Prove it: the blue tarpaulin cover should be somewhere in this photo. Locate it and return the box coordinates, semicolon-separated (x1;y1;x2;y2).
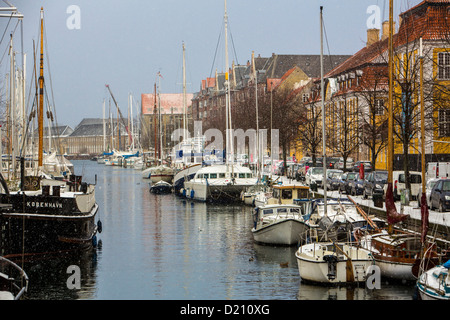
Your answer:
443;260;450;269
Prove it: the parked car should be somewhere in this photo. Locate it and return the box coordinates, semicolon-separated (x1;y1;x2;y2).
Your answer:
335;158;354;171
349;175;366;196
299;161;323;180
417;178;440;208
430;178;450;212
363;170;388;199
305;167;324;187
326;157;340;169
352;161;373;173
326;169;343;190
287;163;300;180
338;172;358;194
396;171;422;201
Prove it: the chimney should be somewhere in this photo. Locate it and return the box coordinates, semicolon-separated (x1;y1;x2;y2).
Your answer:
381;20;396;41
367;28;379;47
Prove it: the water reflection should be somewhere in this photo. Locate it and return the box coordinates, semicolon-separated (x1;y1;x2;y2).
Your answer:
12;160;417;300
20;247;99;300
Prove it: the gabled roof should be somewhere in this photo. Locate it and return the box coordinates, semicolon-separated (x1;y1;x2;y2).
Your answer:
70;118;127;137
325;38;388;78
265;54;351;79
34;125;73;137
396;0;450;46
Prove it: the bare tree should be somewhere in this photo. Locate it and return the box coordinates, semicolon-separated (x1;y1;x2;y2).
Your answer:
357;65;389;169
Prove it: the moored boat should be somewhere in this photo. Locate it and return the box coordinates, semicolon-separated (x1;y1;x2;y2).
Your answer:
183;164;257;202
0;8;100;255
417;260;450;300
173;163;201;195
0;173;100;254
150;180;172;194
251;204;309;245
0;256;28;300
295;241;373;285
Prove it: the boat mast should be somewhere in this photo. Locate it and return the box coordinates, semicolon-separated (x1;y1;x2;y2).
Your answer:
102;99;106;152
154;82;157;162
388;0;394;194
320;6;327;216
38;7;44;167
158;76;163;163
252;51;260;181
182;41;187;136
419;37;428;246
224;0;232;168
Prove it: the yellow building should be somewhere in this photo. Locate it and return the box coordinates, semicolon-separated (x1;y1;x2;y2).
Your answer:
302;0;450;171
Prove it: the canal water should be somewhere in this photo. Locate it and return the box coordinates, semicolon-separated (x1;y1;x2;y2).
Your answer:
21;160;416;301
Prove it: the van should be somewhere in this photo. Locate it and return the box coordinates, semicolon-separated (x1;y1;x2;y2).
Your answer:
383;171;422;201
426;162;450;181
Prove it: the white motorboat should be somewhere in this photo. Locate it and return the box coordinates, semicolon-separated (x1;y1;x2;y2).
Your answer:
295;242;373;285
173;163;201;195
417;260;450;300
266;184;310;205
251;204;309;245
183;164;257;202
253;189;272;207
242;183;270;206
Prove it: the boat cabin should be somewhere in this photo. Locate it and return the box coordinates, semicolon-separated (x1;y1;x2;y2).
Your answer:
267;185;310;205
192;165;254;182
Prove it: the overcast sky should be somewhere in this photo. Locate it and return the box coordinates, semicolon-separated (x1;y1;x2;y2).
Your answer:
0;0;423;128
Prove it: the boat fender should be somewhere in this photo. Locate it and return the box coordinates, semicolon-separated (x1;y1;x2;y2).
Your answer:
92;235;97;247
190;190;195;199
97;220;103;233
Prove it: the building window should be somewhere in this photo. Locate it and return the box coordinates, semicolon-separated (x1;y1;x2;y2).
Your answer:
439;109;450;137
374;99;384;115
302;93;309;102
438;52;450;80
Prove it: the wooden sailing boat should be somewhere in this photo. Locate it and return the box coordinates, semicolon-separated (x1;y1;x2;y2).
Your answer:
0;8;100;255
146;74;174;187
359;0;441;281
295;7;374;285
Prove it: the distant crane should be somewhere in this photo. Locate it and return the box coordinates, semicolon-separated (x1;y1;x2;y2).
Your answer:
105;84;133;147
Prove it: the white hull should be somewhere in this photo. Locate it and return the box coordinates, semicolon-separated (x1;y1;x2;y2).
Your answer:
417;264;450;300
184;180;255;202
243;194;255;205
374;258;416;281
296;242;373;284
173;164;201;192
252;219;307;245
183;164;257;202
